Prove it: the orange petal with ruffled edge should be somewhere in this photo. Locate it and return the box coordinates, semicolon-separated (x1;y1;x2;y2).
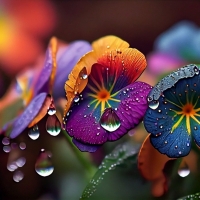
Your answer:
138;135;175;196
98;48;146;84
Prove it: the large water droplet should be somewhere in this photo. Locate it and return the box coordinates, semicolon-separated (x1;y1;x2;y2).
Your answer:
46;115;61;136
35;149;54;177
13;170;24;182
100;108;121;132
178;163;190;177
28;124;40;140
149;100;159;110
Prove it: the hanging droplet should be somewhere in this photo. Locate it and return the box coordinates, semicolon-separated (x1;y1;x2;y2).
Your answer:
16;157;26;167
28;124;40;140
13;170;24;182
35;149;54;177
178;162;190;177
3;146;11;153
47;106;56;115
100;108;121;132
46;115;61;136
19;142;26;150
148;100;159;110
2;137;10;145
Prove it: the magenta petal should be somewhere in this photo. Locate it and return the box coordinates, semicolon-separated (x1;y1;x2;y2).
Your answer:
107;82;152;141
34;47;53;95
9;93;48;138
72;139;100;152
53;41;92;99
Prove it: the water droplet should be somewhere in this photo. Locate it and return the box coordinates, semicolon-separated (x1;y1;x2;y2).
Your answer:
74;95;80;103
2;137;10;145
7;161;18;172
100;108;121;132
178;163;190;177
46;115;61;136
13;170;24;182
35;149;54;177
80;67;88;79
19;142;26;150
194;126;198;130
148;100;159;110
47;107;56;115
16;157;26;167
28;124;40;140
3;146;11;153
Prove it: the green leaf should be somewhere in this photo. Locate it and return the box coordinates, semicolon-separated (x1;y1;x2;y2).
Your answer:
177;192;200;200
80;142;139;200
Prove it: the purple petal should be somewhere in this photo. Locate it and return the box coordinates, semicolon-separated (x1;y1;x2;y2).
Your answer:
10;93;48;138
72;138;100;152
147;52;185;75
34;47;53;95
53;41;92;99
107;82;152;141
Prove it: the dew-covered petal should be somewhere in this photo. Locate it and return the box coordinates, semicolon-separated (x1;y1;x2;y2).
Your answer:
53;41;92;99
9;93;48;138
107;82;152;141
97;48;146;91
72;139;100;153
34;37;57;95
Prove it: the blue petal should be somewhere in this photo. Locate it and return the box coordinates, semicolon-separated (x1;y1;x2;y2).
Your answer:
9;93;48;138
53;41;92;99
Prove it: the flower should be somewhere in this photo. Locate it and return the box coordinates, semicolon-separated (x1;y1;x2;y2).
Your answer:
144;64;200;158
63;35;152;152
147;20;200;75
0;0;57;75
1;37;92;139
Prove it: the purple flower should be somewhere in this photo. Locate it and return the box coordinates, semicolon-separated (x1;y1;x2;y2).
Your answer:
63;35;152;152
2;38;92;139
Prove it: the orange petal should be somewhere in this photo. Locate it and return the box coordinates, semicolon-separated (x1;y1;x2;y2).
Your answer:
138;135;175;196
48;37;58;94
98;48;147;84
92;35;129;59
28;95;52;127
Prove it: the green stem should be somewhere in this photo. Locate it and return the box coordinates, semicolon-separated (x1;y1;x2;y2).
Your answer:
62;130;96;178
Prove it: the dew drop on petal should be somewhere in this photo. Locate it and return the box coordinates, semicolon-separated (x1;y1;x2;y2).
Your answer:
7;161;18;172
100;108;121;132
148;100;159;110
13;170;24;182
46;115;61;136
28;124;40;140
35;149;54;177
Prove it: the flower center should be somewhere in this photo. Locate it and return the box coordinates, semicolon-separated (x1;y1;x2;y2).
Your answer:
182;103;195;116
97;89;110;101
